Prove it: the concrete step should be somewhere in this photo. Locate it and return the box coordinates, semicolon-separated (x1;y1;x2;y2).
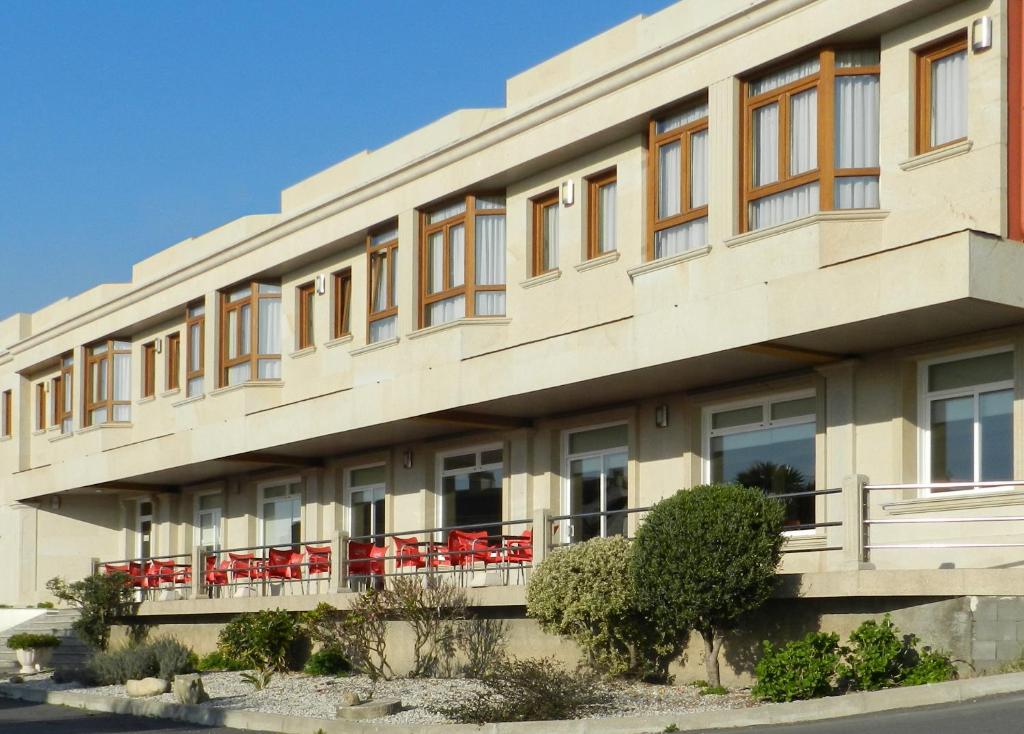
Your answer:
0;609;89;675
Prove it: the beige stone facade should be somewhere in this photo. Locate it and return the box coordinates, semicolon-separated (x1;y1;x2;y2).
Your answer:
3;0;1024;672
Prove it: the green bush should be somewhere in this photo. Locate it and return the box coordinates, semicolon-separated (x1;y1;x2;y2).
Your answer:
632;484;785;687
218;609;300;672
527;536;682;681
752;632;843;702
7;633;61;650
303;646;351;676
45;573;135;650
36;602;55;609
840;614;913;691
902;649;958;686
87;637;195;685
430;657;605;723
195;650;247;672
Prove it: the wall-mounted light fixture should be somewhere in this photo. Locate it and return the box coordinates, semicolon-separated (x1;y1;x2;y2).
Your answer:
972;16;993;52
655;404;669;429
155;337;163;354
561;179;575;207
402;449;414;469
315;274;328;295
50;496;61;511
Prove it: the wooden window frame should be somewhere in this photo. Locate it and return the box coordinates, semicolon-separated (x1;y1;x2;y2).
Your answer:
35;382;46;431
647;104;709;259
739;48;880;233
57;355;73;432
419;195;506;328
1;390;11;438
186;301;205;396
367;225;399;338
141;342;157;399
218;282;281;387
297;281;316;350
916;33;969;155
332;268;352;339
84;339;131;427
586;168;618;260
531;190;560;276
166;333;180;392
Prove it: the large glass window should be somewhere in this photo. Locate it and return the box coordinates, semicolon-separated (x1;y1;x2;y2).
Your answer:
261;483;301;547
333;268;352;340
1;389;11;437
707;394;816;528
587;169;617;258
186;301;205;398
649;101;709;259
194;493;222;553
421;195;506;327
532;190;560;275
565;424;628;543
917;34;967;153
438;446;504;537
84;340;132;426
743;48;880;231
349;465;386;547
367;224;398;343
923;350;1013;489
137;500;153;559
219;282;281;386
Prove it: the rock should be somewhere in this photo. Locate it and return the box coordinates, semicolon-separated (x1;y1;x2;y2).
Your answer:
336;698;401;720
126;677;170;697
339;690;362;707
52;667;94;686
172;674;210;704
7;675;23;684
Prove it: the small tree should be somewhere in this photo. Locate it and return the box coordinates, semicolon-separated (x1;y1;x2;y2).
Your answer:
46;572;136;650
632;484;785;687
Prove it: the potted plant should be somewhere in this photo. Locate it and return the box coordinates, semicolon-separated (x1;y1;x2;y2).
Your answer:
7;633;61;673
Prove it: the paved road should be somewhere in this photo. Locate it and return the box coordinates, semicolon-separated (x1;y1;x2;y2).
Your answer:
0;696;273;734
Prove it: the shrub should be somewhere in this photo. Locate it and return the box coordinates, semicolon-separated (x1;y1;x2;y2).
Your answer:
840;614;913;691
752;632;843;702
632;484;785;687
36;602;54;609
195;650;246;672
528;536;682;681
7;633;61;650
303;646;351;676
457;618;508;679
46;572;135;650
87;637;195;685
430;657;605;723
902;649;958;686
388;575;468;677
304;598;392;680
218;609;299;672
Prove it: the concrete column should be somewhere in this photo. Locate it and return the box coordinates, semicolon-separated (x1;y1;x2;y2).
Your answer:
532;507;551;567
191;545;203;599
14;502;38;603
707;76;740;244
842;474;871;569
202;289;218;391
816;359;859;569
396;209;417;336
331;529;349;594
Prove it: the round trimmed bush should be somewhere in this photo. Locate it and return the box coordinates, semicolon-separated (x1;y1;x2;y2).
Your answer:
7;633;61;650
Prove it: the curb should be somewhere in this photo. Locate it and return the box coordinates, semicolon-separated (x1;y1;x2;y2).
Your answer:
2;672;1024;733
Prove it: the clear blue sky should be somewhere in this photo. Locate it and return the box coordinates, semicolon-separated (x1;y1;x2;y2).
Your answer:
0;1;670;321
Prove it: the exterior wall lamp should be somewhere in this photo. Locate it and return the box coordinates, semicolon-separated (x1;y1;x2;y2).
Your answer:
972;16;992;52
561;179;575;206
402;449;414;469
655;404;669;428
315;274;327;295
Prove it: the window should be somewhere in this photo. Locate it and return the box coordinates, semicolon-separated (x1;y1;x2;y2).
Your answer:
921;350;1013;490
219;282;281;386
586;169;617;259
438;446;504;538
137;500;153;559
742;49;880;231
166;334;180;392
706;393;817;528
297;281;315;350
648;101;709;259
333;268;352;339
564;424;628;543
141;342;156;399
1;390;11;437
364;224;399;342
194;493;222;553
531;191;560;275
348;465;386;547
260;482;302;547
35;383;46;431
186;301;205;397
916;34;968;153
55;355;73;433
421;195;506;327
84;340;131;426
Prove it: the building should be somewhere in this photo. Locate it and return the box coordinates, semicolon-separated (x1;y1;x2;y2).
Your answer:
3;0;1024;680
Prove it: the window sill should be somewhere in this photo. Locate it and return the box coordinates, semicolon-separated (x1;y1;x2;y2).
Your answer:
0;435;11;443
289;346;316;359
899;139;973;172
47;431;73;444
136;396;156;405
726;210;889;250
47;424;60;433
575;251;620;273
210;380;284;398
31;429;45;437
520;270;561;289
76;423;133;435
408;317;511;340
325;334;353;350
350;337;399;357
172;393;206;408
627;246;710;279
782;532;826;546
160;388;181;399
882;486;1024;515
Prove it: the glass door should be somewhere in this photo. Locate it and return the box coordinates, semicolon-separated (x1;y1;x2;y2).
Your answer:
348;465;386;547
565;424;628;542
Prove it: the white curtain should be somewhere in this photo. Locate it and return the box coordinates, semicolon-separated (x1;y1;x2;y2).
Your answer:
372;254;389;311
749;182;820;230
188;323;201;372
835;73;880;209
656;102;709;134
428;199;466;224
427;233;443;294
752;103;779;186
931;50;967;147
258;298;280;355
370;227;398;246
370;315;397;342
658;141;681;218
449;223;465;288
597;181;616;253
836;49;880;68
187;377;203;398
543;205;558;270
227;362;251;385
654;217;707;259
239;304;251;355
789;89;817;175
258;358;281;380
475;195;505;210
428;295;465;326
689;131;708;208
113;352;131;422
749;57;820;96
835;176;880;209
475;292;506;316
475;215;505;285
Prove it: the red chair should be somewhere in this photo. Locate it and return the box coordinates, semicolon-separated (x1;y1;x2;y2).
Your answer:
229;552;264;590
504;529;533;585
347;541;374;587
266;547;302;585
393;536;425;572
368;544;387;586
103;563;132;588
305;544;331;591
204;555;229;593
128;561;147;592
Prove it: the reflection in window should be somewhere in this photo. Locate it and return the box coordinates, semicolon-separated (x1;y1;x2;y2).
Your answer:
439;447;503;538
566;424;628;542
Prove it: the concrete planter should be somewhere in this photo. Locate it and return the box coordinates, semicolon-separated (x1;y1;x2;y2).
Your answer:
14;648;52;674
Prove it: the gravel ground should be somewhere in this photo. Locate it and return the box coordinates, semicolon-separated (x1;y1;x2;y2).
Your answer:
16;671;756;726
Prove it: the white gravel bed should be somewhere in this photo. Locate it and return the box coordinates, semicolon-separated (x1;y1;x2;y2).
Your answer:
16;671;755;726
